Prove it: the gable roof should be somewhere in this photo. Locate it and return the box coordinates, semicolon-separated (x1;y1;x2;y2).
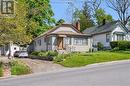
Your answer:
34;24;86;40
83;21;129;35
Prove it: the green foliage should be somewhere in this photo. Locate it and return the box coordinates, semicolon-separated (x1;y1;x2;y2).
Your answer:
97;42;104;51
47;51;58;57
0;67;3;77
0;62;3;77
26;0;55;37
0;0;32;45
31;51;40;56
110;41;130;50
54;54;70;63
95;8;113;25
110;41;118;49
73;8;95;32
118;41;130;50
31;51;58;57
57;51;130;67
38;51;48;57
10;60;31;75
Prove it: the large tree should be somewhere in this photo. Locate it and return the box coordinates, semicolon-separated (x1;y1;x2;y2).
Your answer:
0;0;32;45
107;0;130;26
26;0;55;37
96;8;113;25
73;8;95;32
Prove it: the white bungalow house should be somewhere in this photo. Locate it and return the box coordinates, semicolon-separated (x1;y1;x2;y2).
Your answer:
31;23;92;53
83;20;130;49
29;20;130;53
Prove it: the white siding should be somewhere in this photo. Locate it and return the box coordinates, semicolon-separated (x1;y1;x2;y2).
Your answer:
111;26;130;41
92;33;110;47
34;37;47;51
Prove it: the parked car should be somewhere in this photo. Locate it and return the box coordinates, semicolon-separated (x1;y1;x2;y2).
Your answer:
14;51;28;58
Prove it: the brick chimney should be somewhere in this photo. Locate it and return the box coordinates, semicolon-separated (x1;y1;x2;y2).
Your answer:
75;21;80;31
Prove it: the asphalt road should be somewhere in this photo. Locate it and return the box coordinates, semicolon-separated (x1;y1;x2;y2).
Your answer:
0;60;130;86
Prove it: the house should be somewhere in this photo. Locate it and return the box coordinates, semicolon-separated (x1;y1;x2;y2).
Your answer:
31;22;92;53
83;20;130;48
0;43;20;56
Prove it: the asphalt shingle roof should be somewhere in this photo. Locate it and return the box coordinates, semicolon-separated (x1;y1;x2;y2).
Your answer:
83;21;127;35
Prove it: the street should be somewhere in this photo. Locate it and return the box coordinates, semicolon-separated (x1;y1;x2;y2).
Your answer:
0;60;130;86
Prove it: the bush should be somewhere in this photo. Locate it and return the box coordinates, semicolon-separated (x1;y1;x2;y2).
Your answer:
110;41;130;50
38;52;47;57
31;51;39;56
110;41;118;49
10;60;31;75
97;42;104;51
118;41;130;50
47;51;58;57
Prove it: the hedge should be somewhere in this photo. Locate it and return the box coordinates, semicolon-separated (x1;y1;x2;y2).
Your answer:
110;41;130;50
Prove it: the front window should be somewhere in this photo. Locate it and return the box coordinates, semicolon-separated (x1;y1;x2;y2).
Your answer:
106;34;110;42
37;39;41;46
117;34;124;41
64;37;71;45
74;38;88;45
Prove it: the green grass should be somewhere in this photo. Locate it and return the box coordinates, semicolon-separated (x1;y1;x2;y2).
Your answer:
0;62;3;77
0;67;3;77
10;60;31;75
55;51;130;67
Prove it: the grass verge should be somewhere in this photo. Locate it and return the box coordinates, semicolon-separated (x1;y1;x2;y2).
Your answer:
54;51;130;67
10;60;31;75
0;62;3;77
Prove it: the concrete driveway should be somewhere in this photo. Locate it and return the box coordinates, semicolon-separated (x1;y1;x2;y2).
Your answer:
0;60;130;86
17;58;66;73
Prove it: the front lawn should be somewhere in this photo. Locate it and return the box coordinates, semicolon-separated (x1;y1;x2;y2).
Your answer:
54;51;130;67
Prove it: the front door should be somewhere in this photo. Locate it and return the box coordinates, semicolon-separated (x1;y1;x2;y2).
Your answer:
57;37;64;50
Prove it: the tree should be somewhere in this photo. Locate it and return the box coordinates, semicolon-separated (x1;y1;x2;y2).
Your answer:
56;19;65;26
107;0;130;26
85;0;102;21
73;8;95;32
95;8;113;25
26;0;55;37
0;0;32;45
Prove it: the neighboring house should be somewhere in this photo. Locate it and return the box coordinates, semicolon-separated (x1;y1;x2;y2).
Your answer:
31;23;92;53
0;43;20;56
83;21;130;48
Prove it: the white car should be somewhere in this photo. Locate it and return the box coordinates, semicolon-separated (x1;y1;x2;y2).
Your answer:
14;51;28;58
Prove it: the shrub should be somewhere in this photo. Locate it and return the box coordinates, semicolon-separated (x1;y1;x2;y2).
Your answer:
38;52;47;57
110;41;130;50
31;51;39;56
10;60;31;75
97;42;104;51
110;41;118;49
47;51;58;57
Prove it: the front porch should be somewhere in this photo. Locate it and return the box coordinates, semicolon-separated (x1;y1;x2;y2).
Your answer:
45;34;89;53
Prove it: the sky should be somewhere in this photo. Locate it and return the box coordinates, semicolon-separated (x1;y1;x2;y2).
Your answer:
50;0;118;23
